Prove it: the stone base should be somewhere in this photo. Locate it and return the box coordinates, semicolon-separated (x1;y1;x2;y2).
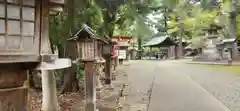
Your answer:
85;102;96;111
105;84;114;90
96;80;103;91
112;71;116;80
80;101;99;111
96;89;104;99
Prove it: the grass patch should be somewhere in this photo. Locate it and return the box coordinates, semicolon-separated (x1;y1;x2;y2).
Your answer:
194;64;240;76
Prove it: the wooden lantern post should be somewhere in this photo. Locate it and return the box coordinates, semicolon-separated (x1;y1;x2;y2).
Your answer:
103;39;114;89
68;24;100;111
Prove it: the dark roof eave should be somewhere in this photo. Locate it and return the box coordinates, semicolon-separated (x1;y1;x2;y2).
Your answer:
143;38;176;47
220;38;237;45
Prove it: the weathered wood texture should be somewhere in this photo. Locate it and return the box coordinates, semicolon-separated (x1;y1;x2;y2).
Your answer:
0;88;27;111
0;69;27;111
104;57;112;85
83;61;96;111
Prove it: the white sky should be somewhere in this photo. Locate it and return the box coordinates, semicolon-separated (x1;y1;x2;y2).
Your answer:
147;12;163;34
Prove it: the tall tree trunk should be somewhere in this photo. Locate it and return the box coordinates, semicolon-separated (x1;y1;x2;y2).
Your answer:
102;10;117;87
229;14;238;59
164;7;168;33
57;44;65;87
179;22;184;58
60;43;79;93
137;37;142;60
229;0;238;59
60;0;80;93
58;43;65;58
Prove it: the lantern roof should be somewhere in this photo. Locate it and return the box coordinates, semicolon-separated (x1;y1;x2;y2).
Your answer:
68;24;108;44
221;38;236;44
68;24;98;41
49;0;65;5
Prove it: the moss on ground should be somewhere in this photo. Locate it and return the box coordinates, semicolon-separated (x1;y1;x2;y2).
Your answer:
195;64;240;76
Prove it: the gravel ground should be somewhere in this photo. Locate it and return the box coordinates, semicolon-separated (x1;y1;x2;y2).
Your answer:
177;63;240;111
117;60;240;111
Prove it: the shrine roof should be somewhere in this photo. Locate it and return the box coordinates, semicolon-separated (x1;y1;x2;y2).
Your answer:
221;38;236;44
142;34;176;47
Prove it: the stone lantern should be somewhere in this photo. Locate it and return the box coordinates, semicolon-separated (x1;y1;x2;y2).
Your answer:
0;0;71;110
221;38;236;65
68;24;100;111
95;37;107;99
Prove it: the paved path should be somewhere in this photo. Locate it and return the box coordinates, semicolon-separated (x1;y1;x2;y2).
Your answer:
119;60;158;111
122;60;235;111
148;61;230;111
120;60;157;111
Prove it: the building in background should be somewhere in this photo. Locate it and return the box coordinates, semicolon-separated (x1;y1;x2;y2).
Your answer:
111;36;136;63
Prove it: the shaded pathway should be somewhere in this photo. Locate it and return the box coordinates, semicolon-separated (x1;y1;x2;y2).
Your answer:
120;60;158;111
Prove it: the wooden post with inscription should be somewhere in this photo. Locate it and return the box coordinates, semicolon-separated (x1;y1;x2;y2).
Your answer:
0;65;28;111
82;60;96;111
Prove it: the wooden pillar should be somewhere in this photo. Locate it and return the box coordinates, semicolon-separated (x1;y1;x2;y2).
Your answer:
0;68;28;111
83;60;96;111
